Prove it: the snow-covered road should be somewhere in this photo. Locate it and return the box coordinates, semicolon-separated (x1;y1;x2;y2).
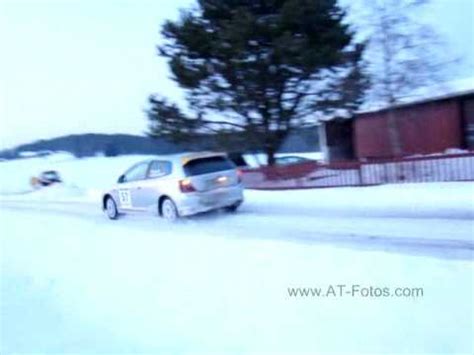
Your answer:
2;200;473;354
1;195;473;261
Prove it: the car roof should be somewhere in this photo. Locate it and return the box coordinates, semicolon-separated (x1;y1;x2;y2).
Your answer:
139;151;227;165
42;170;59;174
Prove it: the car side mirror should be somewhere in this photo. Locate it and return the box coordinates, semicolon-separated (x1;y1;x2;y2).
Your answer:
117;174;125;183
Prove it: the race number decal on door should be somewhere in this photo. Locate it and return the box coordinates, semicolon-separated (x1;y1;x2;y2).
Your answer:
118;189;132;208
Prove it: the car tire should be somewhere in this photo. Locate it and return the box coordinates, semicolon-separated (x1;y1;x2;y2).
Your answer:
224;201;242;213
105;197;119;220
161;198;179;221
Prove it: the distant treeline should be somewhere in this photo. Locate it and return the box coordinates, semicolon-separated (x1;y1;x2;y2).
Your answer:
0;129;319;160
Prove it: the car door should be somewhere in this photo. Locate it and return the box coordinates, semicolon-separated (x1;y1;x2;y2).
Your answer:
136;160;173;209
116;161;149;210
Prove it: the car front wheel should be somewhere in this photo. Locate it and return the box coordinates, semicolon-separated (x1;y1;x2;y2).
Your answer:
161;198;179;221
105;197;119;220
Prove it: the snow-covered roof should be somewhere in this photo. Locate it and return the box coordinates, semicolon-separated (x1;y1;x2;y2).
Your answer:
359;78;474;114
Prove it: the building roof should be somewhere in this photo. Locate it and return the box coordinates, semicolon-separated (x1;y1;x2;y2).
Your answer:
358;87;474;116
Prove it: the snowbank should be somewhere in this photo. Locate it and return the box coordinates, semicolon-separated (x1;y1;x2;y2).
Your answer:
0;154;149;194
246;182;474;219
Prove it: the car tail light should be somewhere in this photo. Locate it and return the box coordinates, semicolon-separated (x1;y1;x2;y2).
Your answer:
237;169;243;183
179;179;196;193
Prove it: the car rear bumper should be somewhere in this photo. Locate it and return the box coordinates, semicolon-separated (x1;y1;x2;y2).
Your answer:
176;184;244;216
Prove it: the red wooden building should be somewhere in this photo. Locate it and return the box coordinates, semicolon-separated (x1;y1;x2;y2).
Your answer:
353;89;474;159
324;89;474;161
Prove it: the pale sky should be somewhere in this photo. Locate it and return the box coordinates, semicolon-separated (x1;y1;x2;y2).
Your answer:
1;0;473;149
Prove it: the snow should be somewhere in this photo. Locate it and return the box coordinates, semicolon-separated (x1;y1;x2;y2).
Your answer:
17;151;39;158
0;154;473;354
0;154;147;194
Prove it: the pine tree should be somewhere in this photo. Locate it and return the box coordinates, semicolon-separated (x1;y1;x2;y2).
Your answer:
148;0;367;164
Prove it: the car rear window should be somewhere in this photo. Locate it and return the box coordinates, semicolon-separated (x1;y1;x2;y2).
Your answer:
183;156;235;176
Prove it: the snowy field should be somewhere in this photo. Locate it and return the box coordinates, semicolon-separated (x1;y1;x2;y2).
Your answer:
0;154;473;354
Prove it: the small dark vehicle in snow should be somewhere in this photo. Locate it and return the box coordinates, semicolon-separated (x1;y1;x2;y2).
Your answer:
31;170;62;188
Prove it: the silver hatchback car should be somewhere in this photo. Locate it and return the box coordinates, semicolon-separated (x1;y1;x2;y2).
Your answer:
102;152;244;220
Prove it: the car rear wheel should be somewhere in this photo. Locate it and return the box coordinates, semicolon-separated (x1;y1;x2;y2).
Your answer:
105;197;119;220
224;201;242;213
161;198;179;221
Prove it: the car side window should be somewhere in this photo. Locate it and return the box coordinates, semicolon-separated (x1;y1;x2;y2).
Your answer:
285;157;300;164
277;156;306;165
123;162;149;182
148;160;172;179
